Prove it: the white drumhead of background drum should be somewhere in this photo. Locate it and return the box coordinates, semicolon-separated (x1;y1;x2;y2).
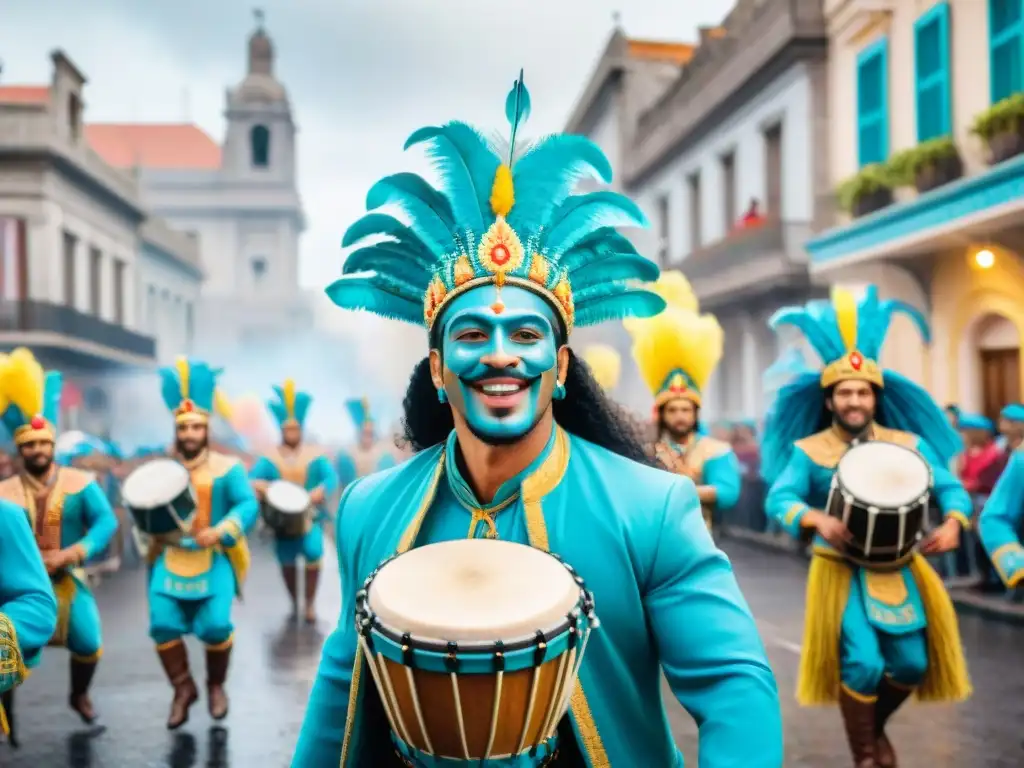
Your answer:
266;480;311;513
121;458;190;508
368;539;582;644
837;442;930;508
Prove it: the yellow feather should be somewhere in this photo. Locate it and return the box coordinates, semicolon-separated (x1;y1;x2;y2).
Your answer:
831;286;859;351
649;270;699;312
582;345;621;390
174;357;190;400
627;305;723;396
0;353;8;414
214;389;233;420
489;164;515;218
282;378;297;420
0;347;44;418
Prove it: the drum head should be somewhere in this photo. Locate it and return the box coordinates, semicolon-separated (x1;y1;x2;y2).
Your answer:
266;480;310;514
122;459;190;509
368;540;581;645
837;442;930;509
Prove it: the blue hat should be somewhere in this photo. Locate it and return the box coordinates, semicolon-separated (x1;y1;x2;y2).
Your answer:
0;348;62;445
1000;403;1024;422
346;398;374;430
958;413;994;432
267;379;313;429
159;357;221;424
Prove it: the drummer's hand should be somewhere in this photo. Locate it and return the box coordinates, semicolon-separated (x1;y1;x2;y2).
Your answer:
806;510;852;550
251;480;269;498
42;548;77;574
309;487;326;506
921;517;961;554
193;527;222;549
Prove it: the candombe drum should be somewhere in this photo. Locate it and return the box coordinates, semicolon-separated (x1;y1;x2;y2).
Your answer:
355;539;599;765
261;480;312;539
825;441;932;566
121;458;196;541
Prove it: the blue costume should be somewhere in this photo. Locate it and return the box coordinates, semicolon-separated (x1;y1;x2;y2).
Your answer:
335;398;395;489
249;379;339;620
0;348;118;725
294;72;782;767
762;287;972;767
150;358;260;728
979;402;1024;589
625;271;741;531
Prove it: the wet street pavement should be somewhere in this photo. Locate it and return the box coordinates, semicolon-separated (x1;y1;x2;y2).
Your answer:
2;537;1021;767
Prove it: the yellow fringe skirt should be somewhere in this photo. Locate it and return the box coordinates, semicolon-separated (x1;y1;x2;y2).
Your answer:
796;553;972;706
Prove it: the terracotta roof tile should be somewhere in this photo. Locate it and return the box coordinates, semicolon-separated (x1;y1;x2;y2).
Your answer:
0;85;50;105
627;39;696;66
85;123;222;170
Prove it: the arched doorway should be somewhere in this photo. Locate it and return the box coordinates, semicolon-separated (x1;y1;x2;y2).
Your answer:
974;313;1020;421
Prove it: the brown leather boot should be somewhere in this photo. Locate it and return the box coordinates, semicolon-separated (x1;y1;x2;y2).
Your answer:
206;644;232;720
839;686;879;768
874;677;914;768
303;565;320;624
281;564;298;618
69;656;99;723
156;640;198;730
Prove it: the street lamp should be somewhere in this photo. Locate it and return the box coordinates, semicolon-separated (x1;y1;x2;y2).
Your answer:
974;248;995;269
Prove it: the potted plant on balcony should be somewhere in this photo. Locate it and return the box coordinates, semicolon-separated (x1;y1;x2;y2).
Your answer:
971;93;1024;165
836;164;895;218
886;136;963;194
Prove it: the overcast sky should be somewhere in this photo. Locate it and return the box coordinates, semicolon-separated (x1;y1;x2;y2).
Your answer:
0;0;730;292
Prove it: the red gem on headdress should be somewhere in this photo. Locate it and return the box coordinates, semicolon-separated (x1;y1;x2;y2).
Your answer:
849;352;863;370
670;384;686;394
490;244;511;266
30;415;45;430
182;399;194;412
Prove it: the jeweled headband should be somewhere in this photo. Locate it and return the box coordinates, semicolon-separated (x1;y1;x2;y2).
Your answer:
326;70;666;335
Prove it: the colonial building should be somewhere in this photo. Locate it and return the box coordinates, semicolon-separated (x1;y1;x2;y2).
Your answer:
567;0;831;422
807;0;1024;420
138;218;203;363
86;17;310;353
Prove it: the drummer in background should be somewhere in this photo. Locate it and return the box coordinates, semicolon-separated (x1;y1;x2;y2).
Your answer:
148;358;259;729
294;72;782;766
627;271;741;534
762;287;971;768
978;403;1024;593
249;379;338;623
0;348;118;725
334;398;395;491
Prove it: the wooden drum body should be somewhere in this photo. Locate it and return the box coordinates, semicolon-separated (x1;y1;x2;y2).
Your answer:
121;458;196;541
262;480;311;539
355;539;598;765
826;441;932;566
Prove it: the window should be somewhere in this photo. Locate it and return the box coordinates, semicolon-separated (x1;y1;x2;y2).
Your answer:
62;230;77;305
721;151;737;230
250;124;270;167
88;247;102;315
185;301;194;350
0;218;28;301
113;260;125;324
656;195;670;265
990;0;1023;102
856;38;890;167
764;123;783;215
687;171;702;251
146;285;157;332
915;3;952;142
251;256;268;283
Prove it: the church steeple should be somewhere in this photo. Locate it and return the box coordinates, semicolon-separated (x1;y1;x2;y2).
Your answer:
248;9;273;76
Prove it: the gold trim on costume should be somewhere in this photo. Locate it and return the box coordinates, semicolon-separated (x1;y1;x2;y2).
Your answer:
863;570;908;606
820;350;884;389
72;648;103;664
50;572;77;647
840;683;878;703
989;543;1024;588
946;510;971;531
206;634;234;652
783;503;808;528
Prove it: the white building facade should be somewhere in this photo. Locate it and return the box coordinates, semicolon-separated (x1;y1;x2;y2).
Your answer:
137;218;203;363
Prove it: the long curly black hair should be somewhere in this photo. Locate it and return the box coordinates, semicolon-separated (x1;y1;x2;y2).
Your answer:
399;348;654;465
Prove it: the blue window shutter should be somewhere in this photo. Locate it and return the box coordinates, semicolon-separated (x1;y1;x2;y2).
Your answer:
989;0;1024;103
856;39;890;167
915;2;952;142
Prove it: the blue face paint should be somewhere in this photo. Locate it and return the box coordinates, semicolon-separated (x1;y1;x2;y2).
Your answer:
439;285;560;443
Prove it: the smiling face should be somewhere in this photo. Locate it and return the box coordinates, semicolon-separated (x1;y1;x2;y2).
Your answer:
430;285;567;445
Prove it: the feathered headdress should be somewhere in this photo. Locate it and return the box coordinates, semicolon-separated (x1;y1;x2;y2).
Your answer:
582;344;621;391
267;378;313;429
624;271;723;409
327;69;664;334
0;348;62;445
761;284;961;484
159;357;221;425
346;398;373;431
1001;403;1024;423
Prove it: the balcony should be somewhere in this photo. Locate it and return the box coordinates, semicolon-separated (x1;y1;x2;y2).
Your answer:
0;300;156;369
680;219;814;309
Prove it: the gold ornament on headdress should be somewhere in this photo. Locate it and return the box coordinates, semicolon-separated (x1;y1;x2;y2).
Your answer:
820;287;884;389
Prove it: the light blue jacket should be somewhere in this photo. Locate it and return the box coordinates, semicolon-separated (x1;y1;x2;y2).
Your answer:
250;446;339;522
294;426;783;767
979;449;1024;587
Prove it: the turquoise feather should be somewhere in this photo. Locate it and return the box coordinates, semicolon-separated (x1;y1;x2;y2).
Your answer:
570;253;659;290
576;291;666;327
405;122;500;228
343;246;433;283
507;135;613;233
365;173;455;253
326;276;424;325
504;69;531;165
342;240;435;273
568;227;639;257
541;193;647;256
342;213;435;258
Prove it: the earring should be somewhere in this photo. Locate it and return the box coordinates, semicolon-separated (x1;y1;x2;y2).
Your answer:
437;387;448;404
553;383;566;401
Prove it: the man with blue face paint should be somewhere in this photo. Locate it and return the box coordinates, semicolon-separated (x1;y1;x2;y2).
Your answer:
293;72;783;767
